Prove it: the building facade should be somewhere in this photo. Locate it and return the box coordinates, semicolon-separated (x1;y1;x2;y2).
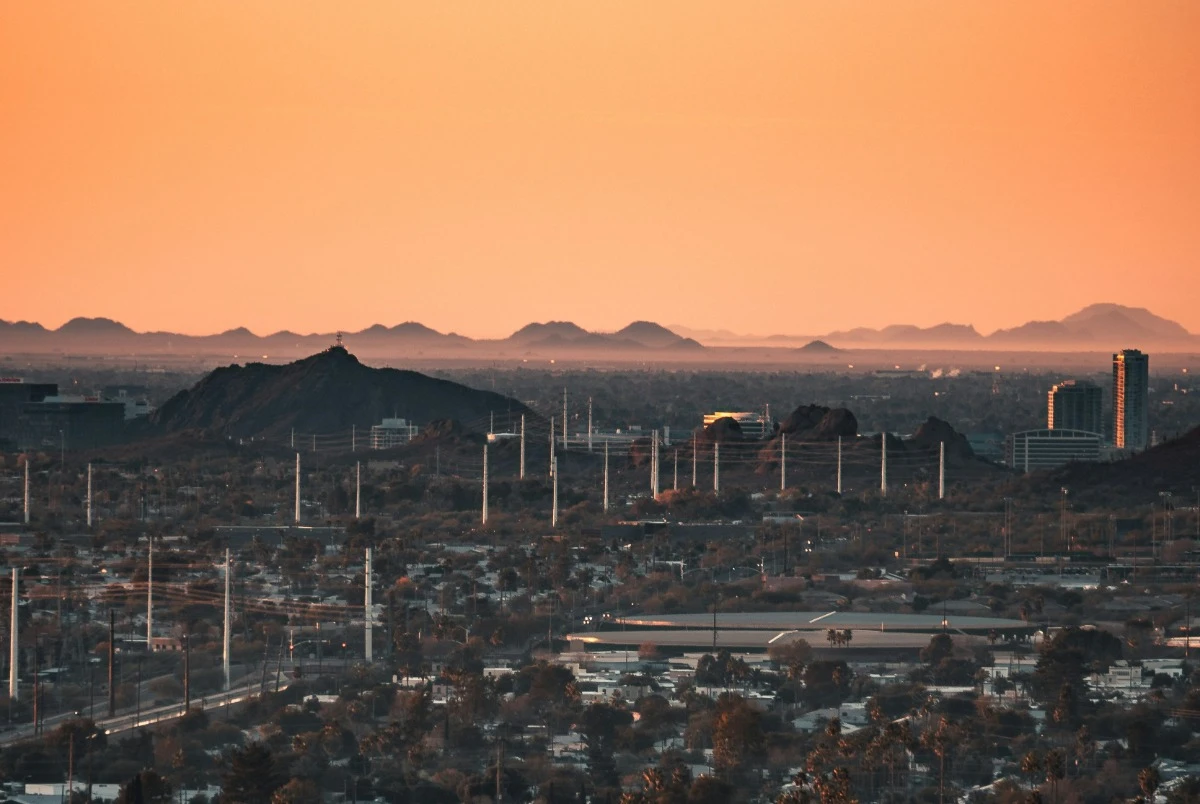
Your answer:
702;411;769;439
1048;380;1103;435
1112;349;1149;451
1006;429;1102;473
370;417;419;449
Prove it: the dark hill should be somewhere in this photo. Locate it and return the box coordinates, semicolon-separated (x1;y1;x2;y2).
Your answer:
797;339;839;353
150;347;530;438
911;416;975;460
1042;426;1200;504
779;405;858;440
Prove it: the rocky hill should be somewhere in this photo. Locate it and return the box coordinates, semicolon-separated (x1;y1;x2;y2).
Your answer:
149;347;529;439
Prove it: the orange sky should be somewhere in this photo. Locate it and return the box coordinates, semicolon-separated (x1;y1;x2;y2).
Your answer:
2;2;1198;338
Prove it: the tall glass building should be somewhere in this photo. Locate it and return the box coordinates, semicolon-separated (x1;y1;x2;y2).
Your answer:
1112;349;1149;451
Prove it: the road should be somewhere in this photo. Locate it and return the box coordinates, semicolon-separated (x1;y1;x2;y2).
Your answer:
0;676;293;747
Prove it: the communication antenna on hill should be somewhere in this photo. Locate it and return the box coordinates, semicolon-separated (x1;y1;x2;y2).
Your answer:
335;332;344;348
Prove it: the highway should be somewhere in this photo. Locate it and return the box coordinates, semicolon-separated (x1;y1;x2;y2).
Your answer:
0;676;293;747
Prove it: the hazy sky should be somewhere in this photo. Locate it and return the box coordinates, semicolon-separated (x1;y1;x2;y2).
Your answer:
3;2;1198;337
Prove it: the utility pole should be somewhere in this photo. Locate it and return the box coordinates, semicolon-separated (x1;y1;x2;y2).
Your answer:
9;569;17;701
587;398;593;452
355;461;361;519
692;432;698;487
836;436;843;495
551;456;558;528
147;538;153;649
23;459;29;525
938;442;945;500
223;549;232;691
713;442;720;494
880;432;888;496
364;548;373;663
674;450;679;491
482;444;489;525
780;433;787;491
107;610;115;717
294;452;301;524
519;414;526;480
86;463;93;528
562;389;568;447
183;635;190;711
352;424;356;452
603;441;609;513
651;430;659;498
549;416;555;477
290;428;294;449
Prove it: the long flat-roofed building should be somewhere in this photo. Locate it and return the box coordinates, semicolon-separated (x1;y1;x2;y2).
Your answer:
1006;428;1102;473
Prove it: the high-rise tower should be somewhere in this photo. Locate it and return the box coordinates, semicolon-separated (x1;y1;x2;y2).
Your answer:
1048;380;1103;435
1112;349;1149;451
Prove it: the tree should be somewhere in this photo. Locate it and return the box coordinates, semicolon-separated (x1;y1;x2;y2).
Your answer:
270;779;321;804
579;701;633;791
711;694;764;779
921;634;954;666
116;771;173;804
221;743;282;804
1020;751;1041;791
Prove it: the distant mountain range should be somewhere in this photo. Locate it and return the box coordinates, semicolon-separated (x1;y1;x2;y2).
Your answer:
0;304;1194;359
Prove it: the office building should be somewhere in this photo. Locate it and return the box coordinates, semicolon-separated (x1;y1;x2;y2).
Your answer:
371;417;419;449
702;411;769;439
19;396;127;451
1112;349;1149;451
1048;380;1103;435
0;379;58;447
1006;429;1102;473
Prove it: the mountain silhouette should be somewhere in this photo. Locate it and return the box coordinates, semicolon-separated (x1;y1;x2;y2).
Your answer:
150;347;529;438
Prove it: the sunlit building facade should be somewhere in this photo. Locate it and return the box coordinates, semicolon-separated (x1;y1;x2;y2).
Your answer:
1112;349;1149;451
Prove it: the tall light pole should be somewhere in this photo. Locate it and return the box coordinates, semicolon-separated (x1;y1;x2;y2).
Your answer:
1060;488;1069;553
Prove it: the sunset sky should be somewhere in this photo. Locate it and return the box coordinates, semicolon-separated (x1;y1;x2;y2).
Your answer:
2;2;1198;338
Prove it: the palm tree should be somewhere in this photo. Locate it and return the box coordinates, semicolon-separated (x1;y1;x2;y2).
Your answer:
1138;766;1160;803
1020;751;1042;791
1045;749;1065;804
